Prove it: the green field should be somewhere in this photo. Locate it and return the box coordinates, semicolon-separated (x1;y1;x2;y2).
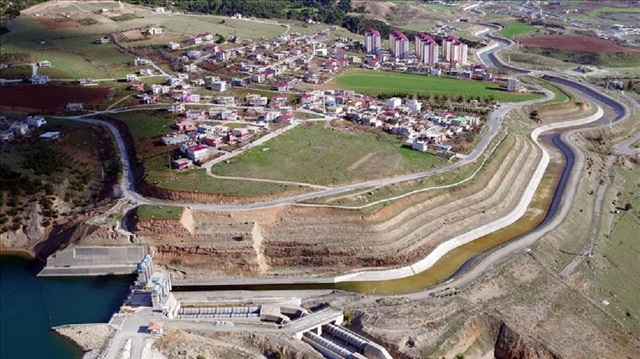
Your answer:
212;122;448;186
521;76;570;107
147;166;305;197
109;111;175;141
589;7;640;16
484;13;511;19
423;4;457;12
521;46;640;68
499;21;536;38
47;35;135;66
136;205;183;221
581;162;640;333
499;49;575;71
334;70;542;102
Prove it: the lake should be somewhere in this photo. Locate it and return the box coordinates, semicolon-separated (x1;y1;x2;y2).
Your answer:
0;255;133;359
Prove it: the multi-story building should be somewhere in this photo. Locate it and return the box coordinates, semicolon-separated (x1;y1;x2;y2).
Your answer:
442;36;468;65
507;78;520;92
389;30;409;59
364;29;381;54
415;33;439;66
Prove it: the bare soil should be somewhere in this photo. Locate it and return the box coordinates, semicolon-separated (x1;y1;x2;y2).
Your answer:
517;35;637;53
0;85;111;112
36;17;81;29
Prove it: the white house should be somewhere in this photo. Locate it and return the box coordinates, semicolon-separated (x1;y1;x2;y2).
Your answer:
26;116;47;127
0;130;15;141
412;139;429;152
210;81;227;92
386;97;402;108
277;82;289;92
39;131;61;140
187;50;202;59
168;102;186;113
125;74;138;82
186;145;210;162
167;42;181;50
37;60;51;67
407;99;422;113
31;75;49;85
188;36;202;45
65;103;84;112
221;109;238;121
147;27;163;35
161;133;189;145
11;123;30;135
133;58;150;66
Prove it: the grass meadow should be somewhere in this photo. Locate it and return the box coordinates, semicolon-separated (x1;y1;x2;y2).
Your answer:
499;21;536;38
333;70;543;102
212;121;448;186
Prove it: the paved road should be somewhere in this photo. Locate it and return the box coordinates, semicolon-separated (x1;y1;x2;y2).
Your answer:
398;29;633;298
104;310;162;359
54;88;552;211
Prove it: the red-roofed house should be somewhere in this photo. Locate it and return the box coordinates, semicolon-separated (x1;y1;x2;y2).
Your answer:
148;322;164;335
277;82;289;92
186;145;210;162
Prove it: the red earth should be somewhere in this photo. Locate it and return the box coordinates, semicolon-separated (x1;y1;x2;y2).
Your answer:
36;17;81;29
517;35;637;53
0;85;111;112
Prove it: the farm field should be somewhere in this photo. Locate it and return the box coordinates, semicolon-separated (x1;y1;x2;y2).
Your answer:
108;111;175;141
589;6;640;16
136;205;183;221
499;49;575;71
499;21;536;38
333;70;543;102
518;35;637;53
520;46;640;68
212;121;448;186
0;85;111;112
484;13;511;19
146;165;306;197
46;35;136;66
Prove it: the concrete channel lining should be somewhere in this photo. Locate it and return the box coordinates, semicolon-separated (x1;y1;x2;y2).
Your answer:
332;105;605;283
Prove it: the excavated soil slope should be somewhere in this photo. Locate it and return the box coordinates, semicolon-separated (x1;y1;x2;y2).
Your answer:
165;133;545;277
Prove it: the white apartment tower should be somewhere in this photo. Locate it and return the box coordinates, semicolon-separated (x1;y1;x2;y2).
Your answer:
415;33;439;66
364;29;381;54
507;78;520;92
442;36;468;65
389;30;409;59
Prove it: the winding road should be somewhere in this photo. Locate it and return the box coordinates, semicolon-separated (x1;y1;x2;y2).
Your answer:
55;21;634;294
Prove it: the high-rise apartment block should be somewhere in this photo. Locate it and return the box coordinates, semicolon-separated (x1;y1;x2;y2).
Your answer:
415;33;439;66
364;29;381;54
389;30;409;59
442;35;468;65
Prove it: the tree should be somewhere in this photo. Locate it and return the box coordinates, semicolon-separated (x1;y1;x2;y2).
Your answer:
530;110;539;120
337;0;351;13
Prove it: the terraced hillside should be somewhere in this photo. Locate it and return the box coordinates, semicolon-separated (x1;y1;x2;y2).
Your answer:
130;129;557;279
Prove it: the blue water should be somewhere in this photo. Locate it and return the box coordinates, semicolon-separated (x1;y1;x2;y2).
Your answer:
0;255;133;359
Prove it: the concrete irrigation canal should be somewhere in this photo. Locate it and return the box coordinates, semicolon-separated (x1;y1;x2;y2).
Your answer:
173;31;630;296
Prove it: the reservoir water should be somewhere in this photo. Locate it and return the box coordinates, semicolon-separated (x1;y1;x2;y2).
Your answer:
0;255;133;359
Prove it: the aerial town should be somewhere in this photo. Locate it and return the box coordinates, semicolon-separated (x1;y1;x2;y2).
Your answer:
1;1;639;359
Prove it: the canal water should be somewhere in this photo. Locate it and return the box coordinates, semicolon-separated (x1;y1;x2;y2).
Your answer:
0;255;133;359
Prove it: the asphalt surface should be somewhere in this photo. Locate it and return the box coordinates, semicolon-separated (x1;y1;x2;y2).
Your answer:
54;24;633;296
57;92;552;211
